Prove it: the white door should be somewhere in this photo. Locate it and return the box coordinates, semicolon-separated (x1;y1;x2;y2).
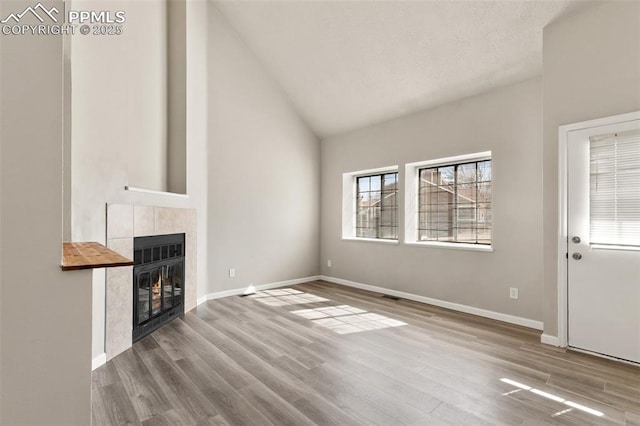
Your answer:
567;119;640;363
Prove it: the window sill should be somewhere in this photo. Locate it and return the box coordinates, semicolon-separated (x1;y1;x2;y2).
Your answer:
342;237;399;245
405;241;494;252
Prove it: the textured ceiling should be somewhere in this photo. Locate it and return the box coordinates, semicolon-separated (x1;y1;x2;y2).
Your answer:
214;0;596;138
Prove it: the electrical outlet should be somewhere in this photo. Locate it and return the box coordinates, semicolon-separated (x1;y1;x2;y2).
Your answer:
229;268;235;278
510;287;519;299
328;259;332;268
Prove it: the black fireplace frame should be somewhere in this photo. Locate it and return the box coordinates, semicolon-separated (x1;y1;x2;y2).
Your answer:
132;233;185;343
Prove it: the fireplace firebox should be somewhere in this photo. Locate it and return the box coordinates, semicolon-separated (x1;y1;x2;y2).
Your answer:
133;233;185;342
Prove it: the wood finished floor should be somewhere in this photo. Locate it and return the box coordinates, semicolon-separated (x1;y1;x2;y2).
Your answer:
92;281;640;425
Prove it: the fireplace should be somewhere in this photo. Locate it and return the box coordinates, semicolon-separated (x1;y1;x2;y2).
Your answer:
132;233;185;342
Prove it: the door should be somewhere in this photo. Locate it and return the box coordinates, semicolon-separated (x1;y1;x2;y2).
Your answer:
567;119;640;363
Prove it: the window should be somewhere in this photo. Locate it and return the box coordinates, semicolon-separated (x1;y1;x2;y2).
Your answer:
418;159;491;244
405;152;492;249
590;129;640;247
356;172;398;239
342;166;399;242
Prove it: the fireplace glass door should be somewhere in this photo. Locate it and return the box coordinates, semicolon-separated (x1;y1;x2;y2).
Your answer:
133;233;185;342
136;260;183;327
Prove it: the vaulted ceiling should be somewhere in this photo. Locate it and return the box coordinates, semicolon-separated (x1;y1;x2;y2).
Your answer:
214;0;597;138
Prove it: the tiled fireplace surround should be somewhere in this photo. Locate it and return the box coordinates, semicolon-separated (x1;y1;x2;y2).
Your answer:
105;204;197;360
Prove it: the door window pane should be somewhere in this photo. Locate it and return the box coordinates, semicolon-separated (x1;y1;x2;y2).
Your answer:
590;129;640;246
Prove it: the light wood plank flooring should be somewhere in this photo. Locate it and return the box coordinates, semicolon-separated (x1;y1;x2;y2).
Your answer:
92;280;640;425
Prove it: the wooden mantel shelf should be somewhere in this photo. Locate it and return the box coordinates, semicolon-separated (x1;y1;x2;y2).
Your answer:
62;242;133;271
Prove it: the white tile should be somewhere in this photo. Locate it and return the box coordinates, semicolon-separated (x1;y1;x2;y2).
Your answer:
133;205;155;237
107;204;134;239
154;207;186;235
106;265;133;359
107;237;133;259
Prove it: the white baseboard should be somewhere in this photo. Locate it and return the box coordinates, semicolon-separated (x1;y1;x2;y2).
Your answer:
540;333;560;347
197;295;207;306
203;275;321;301
92;353;107;371
320;275;544;331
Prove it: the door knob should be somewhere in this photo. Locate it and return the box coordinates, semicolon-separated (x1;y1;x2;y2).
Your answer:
572;236;581;243
572;253;582;260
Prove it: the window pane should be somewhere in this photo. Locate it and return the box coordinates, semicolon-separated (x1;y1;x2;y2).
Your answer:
420;168;437;187
418;158;492;245
590;130;640;246
478;160;492;182
457;163;477;184
456;183;476;205
370;175;381;191
477;183;491;203
381;191;395;208
383;173;397;188
356;172;398;240
438;166;455;184
370;191;381;203
357;176;370;192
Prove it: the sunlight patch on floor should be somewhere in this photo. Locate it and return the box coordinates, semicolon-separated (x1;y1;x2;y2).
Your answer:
500;378;604;417
292;305;407;334
249;288;407;334
248;288;330;306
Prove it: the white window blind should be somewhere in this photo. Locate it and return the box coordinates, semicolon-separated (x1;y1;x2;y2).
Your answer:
590;129;640;246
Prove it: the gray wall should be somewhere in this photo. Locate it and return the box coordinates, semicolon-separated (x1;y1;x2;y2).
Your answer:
70;0;209;360
71;0;169;243
321;78;543;322
207;5;321;292
542;1;640;337
167;0;187;194
0;1;92;423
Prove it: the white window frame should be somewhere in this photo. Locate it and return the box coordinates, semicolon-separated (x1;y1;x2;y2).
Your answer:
404;152;493;252
342;165;399;244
